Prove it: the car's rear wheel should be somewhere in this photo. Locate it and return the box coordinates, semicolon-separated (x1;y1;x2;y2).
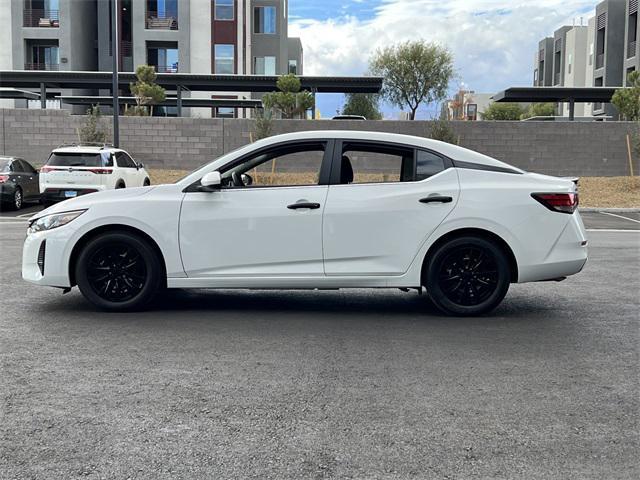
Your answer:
10;188;23;210
75;232;163;311
425;236;510;316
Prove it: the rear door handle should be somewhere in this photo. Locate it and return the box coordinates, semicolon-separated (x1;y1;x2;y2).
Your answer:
420;195;453;204
287;202;321;210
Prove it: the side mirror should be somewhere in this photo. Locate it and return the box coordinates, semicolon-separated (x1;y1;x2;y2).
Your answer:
137;162;144;170
199;171;222;191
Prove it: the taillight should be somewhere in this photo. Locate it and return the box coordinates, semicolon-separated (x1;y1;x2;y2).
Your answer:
532;193;579;214
0;175;8;183
88;168;113;175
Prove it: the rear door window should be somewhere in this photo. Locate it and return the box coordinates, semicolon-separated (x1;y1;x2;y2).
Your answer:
416;150;446;181
116;152;137;168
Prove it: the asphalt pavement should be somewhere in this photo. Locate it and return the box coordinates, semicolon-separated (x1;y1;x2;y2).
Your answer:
0;212;638;479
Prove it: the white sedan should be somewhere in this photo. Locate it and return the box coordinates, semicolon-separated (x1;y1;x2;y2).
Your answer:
22;131;588;316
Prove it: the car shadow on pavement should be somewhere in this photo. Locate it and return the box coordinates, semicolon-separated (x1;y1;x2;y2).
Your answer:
36;287;557;323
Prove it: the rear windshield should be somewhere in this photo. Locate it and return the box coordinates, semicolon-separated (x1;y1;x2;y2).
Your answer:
0;159;10;172
46;152;112;167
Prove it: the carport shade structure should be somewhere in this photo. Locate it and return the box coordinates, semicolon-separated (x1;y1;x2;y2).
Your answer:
492;87;623;121
0;70;384;117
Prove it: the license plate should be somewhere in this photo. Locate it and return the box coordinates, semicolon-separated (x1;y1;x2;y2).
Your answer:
64;190;78;198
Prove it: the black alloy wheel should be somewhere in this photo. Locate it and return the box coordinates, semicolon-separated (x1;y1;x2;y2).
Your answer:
75;232;163;311
425;236;510;316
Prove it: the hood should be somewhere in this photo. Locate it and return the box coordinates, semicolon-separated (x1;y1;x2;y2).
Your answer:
30;186;157;222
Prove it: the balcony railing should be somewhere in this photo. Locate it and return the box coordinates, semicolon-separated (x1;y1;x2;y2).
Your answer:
628;41;637;59
109;40;133;57
554;73;561;85
595;53;605;69
146;12;178;30
153;65;179;73
24;63;59;71
23;8;59;27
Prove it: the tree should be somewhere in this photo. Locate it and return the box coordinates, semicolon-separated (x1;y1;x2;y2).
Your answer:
77;105;108;143
262;74;315;119
612;71;640;121
369;40;454;120
521;102;556;120
342;93;383;120
481;102;525;120
429;118;458;145
128;65;166;116
253;108;273;141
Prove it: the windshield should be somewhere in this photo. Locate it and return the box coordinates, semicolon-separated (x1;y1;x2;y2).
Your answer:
46;152;112;167
0;159;11;173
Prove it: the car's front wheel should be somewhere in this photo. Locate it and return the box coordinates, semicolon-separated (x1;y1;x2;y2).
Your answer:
425;236;511;316
75;232;164;311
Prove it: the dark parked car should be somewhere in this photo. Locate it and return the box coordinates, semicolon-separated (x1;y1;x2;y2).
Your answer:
0;156;40;210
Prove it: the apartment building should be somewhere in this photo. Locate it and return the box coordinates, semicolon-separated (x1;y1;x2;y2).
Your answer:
3;0;304;117
533;37;554;87
623;0;639;85
533;0;638;119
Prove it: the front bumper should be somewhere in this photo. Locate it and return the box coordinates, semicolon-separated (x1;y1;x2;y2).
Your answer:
22;227;73;288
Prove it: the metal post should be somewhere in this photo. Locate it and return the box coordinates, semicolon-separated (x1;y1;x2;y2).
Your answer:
176;85;182;117
569;98;575;121
111;0;119;146
311;87;317;119
40;82;46;109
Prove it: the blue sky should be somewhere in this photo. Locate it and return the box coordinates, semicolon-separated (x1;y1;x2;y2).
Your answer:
288;0;600;119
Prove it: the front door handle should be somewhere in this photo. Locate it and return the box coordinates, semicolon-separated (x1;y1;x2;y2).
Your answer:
419;195;453;204
287;202;321;210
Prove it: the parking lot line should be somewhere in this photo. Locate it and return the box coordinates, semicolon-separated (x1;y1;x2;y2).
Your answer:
599;211;640;224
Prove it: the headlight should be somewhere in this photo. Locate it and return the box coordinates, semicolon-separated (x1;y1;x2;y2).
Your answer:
27;210;86;235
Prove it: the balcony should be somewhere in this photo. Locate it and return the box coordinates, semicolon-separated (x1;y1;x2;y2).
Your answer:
153;65;179;73
23;9;59;27
595;53;604;69
146;12;178;30
554;73;561;85
24;62;59;71
628;41;637;59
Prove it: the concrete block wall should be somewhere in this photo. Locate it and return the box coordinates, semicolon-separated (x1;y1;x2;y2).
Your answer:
0;108;637;177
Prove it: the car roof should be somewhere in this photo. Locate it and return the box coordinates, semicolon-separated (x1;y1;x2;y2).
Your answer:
250;130;521;172
51;145;122;154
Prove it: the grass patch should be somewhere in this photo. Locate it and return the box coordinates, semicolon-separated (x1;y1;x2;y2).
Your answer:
149;169;639;208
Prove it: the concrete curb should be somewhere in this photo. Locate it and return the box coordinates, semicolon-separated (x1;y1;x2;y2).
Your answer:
580;208;640;213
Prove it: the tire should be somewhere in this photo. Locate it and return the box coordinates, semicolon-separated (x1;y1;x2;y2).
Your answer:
75;232;164;311
424;236;511;316
9;187;23;211
116;181;125;189
143;178;151;187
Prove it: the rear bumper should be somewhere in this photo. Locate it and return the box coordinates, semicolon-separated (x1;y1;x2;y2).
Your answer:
41;187;102;204
0;184;16;202
518;211;588;283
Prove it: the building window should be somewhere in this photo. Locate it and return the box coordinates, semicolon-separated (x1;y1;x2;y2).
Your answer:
254;56;276;75
147;42;179;73
146;0;178;29
214;44;235;74
254;6;276;34
215;0;234;21
288;59;298;75
23;0;60;27
567;53;572;75
216;107;236;118
25;41;59;70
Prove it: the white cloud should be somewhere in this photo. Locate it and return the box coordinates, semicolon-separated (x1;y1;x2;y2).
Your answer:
290;0;598;118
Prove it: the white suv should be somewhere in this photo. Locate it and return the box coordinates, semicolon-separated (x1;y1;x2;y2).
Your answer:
40;144;150;206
